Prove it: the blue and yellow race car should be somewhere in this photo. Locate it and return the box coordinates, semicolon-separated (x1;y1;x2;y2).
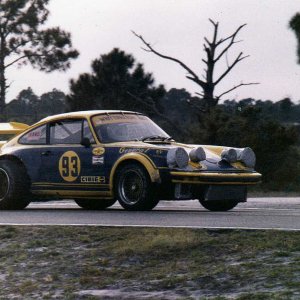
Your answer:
0;110;261;211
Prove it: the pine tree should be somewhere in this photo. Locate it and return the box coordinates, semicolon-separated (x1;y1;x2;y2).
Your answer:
0;0;79;116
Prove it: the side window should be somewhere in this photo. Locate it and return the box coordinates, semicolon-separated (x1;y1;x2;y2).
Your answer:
83;120;95;144
19;125;47;145
50;120;82;145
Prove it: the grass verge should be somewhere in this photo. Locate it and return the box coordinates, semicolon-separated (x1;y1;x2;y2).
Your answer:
0;227;299;299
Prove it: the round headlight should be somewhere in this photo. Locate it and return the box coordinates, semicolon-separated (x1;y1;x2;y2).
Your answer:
167;147;189;169
238;147;256;168
221;148;238;163
189;147;206;162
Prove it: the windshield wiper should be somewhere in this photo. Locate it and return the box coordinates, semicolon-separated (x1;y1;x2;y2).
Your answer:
141;135;173;142
141;135;164;142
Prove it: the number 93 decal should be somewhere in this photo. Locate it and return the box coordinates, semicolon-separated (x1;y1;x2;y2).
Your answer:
59;151;81;182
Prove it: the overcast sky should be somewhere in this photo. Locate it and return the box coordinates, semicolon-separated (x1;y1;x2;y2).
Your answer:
6;0;300;102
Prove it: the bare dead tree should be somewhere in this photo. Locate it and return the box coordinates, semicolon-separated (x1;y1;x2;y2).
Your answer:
133;19;258;111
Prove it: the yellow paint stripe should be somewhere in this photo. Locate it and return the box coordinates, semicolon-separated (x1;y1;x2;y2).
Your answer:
32;182;109;187
31;189;112;197
172;180;259;185
73;196;114;200
170;171;262;179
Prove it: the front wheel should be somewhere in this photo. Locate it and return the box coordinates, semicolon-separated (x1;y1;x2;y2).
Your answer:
199;199;238;211
115;163;159;211
75;199;116;210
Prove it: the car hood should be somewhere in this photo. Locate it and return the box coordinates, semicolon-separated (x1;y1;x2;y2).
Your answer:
107;141;228;160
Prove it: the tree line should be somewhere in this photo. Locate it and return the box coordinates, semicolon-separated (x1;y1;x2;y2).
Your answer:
1;1;300;191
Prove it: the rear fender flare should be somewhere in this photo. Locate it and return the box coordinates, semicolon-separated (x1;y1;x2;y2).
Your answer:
0;154;25;167
0;154;30;183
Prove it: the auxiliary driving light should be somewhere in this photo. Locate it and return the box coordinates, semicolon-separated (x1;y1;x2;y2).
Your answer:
237;147;256;168
167;147;189;169
221;148;238;163
189;147;206;162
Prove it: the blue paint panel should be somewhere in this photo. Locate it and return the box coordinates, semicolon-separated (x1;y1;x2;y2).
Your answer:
14;148;43;182
11;145;106;191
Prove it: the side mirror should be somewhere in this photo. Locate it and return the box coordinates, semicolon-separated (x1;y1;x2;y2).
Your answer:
81;137;91;148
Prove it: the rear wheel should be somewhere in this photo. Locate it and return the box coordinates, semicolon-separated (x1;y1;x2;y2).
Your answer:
115;163;159;211
199;199;239;211
0;160;30;210
75;199;116;210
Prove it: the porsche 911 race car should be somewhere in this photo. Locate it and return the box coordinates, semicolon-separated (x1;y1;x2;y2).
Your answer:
0;110;261;211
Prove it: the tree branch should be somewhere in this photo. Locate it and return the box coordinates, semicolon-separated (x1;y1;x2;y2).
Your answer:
6;39;30;56
214;52;249;85
209;19;219;46
217;82;259;99
195;92;204;97
132;30;206;88
5;51;51;69
186;75;206;86
214;24;247;63
4;55;28;68
204;37;210;45
216;24;246;47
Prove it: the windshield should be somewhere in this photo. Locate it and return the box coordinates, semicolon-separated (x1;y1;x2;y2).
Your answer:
91;114;170;143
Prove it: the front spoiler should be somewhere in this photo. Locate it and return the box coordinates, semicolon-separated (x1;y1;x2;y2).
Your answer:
204;185;247;202
170;171;262;185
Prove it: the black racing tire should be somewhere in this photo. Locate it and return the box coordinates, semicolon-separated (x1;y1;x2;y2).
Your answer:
199;199;239;211
0;160;31;210
74;199;117;210
114;163;159;211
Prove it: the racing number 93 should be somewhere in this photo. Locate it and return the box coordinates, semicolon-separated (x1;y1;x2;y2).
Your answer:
59;151;81;182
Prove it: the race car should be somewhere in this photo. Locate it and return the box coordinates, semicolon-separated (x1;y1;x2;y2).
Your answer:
0;110;261;211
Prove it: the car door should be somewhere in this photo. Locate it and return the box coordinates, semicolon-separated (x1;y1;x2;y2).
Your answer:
37;118;108;198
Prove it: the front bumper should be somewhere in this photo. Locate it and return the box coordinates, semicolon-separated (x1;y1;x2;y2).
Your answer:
170;171;262;185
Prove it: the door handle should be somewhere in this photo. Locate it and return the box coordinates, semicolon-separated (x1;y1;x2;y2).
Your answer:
41;150;52;156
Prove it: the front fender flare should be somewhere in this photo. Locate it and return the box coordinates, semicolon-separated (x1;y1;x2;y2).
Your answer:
109;153;161;190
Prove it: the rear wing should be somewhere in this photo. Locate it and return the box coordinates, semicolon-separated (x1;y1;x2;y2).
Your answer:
0;122;29;135
0;122;29;147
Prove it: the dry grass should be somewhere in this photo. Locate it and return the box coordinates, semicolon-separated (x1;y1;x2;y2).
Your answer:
0;226;299;299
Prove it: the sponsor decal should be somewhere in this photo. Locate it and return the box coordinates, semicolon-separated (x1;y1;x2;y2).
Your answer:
93;114;148;125
92;147;105;156
119;148;149;154
92;156;104;165
28;131;41;141
80;176;105;183
59;151;81;182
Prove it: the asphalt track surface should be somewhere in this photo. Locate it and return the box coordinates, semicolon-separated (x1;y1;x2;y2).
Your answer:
0;197;299;230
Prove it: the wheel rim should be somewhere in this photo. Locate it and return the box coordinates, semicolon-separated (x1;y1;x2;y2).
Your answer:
0;168;9;200
119;170;144;205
